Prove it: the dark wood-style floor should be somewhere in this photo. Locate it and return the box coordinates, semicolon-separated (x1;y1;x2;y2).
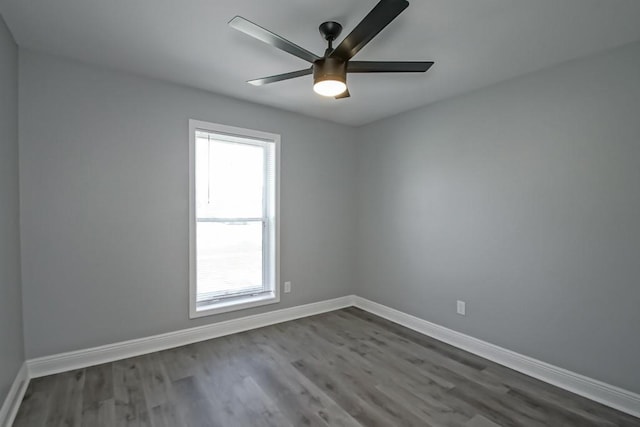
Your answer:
14;308;640;426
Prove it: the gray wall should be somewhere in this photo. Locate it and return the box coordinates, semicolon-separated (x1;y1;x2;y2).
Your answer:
0;14;24;402
19;50;357;359
356;41;640;394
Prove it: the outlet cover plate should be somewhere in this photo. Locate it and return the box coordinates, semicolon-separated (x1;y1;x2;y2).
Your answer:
457;300;466;316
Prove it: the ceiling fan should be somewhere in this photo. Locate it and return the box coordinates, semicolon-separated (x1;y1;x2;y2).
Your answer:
229;0;434;99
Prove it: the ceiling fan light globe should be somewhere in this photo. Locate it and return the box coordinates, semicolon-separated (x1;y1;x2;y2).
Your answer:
313;80;347;97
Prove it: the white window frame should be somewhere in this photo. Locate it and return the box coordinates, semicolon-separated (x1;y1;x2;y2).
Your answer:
188;119;280;318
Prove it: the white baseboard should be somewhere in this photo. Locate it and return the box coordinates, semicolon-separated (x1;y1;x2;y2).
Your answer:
0;363;29;427
27;295;354;379
352;296;640;419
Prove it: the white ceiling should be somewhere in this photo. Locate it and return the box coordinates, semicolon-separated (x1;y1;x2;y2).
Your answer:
2;0;640;126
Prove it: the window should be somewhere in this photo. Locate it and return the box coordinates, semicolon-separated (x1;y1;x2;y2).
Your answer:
189;120;279;318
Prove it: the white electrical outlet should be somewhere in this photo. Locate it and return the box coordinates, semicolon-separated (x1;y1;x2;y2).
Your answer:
457;300;466;316
284;281;292;293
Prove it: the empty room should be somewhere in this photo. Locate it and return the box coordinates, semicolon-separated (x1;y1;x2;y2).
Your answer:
1;0;639;425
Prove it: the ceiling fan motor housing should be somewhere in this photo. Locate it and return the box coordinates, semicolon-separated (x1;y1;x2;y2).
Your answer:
313;57;347;86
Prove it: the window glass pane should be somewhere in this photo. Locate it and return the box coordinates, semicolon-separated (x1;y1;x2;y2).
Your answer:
196;221;263;301
196;136;264;219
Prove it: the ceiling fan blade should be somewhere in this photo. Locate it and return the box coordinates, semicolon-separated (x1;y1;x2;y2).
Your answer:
329;0;409;61
335;89;351;99
229;16;320;63
348;61;434;73
247;68;313;86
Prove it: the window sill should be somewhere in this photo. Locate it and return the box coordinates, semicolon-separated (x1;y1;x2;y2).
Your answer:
189;291;280;318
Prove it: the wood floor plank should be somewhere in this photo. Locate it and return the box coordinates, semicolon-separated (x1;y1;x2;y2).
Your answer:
81;398;115;427
44;369;85;427
298;314;460;390
236;333;362;427
446;377;550;427
13;375;58;427
82;363;113;410
292;355;426;427
504;386;618;426
13;308;640;427
188;337;268;427
171;375;221;427
374;381;471;426
113;358;151;426
465;414;502;427
231;376;295;427
137;353;174;410
148;402;181;427
160;343;203;382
